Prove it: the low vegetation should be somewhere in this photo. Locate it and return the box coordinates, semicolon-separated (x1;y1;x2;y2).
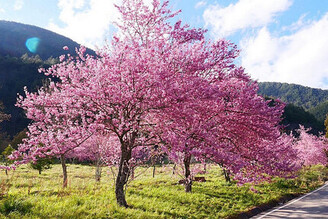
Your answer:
0;164;327;218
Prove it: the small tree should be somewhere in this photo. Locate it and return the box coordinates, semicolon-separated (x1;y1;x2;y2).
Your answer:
72;133;120;182
11;89;95;188
10;118;93;187
30;157;53;174
1;145;14;175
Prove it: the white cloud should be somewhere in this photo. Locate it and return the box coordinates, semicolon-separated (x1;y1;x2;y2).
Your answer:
14;0;24;11
241;13;328;89
48;0;157;49
203;0;292;38
195;1;207;9
48;0;121;49
281;14;310;32
0;8;5;13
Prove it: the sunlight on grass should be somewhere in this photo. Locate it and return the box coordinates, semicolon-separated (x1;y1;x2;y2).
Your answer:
0;164;327;218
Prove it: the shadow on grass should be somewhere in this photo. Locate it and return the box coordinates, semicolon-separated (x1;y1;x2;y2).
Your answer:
0;196;33;216
127;184;226;218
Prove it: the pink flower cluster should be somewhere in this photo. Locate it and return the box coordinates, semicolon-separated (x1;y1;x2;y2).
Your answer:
292;126;328;166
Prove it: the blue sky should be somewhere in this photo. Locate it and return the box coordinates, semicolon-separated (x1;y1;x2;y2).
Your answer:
1;0;328;89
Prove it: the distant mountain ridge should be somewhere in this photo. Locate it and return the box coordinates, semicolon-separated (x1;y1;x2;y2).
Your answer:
258;82;328;129
258;82;328;110
0;20;94;59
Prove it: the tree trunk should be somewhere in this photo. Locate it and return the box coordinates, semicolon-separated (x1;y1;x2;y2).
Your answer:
95;159;102;182
151;156;156;178
38;169;42;175
172;164;176;175
223;168;231;183
60;155;68;188
130;167;135;180
5;169;8;176
152;165;156;178
115;145;132;207
184;153;192;193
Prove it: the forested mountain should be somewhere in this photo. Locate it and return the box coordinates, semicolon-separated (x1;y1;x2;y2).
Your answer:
0;20;95;59
308;101;328;122
258;82;328;110
0;55;49;145
258;82;328;127
0;21;96;152
282;104;324;134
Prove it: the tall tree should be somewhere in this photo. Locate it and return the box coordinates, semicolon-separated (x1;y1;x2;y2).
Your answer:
12;84;95;187
8;0;298;207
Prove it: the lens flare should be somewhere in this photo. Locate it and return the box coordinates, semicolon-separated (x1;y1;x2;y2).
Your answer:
25;37;40;53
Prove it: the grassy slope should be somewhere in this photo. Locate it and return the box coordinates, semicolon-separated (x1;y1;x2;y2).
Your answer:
0;164;327;218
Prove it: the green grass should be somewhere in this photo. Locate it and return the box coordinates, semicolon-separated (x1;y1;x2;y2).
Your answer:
0;164;327;218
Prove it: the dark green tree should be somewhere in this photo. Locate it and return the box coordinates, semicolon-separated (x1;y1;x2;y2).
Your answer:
1;144;14;175
30;157;53;175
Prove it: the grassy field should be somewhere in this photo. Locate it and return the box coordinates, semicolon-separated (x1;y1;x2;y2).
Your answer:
0;164;327;218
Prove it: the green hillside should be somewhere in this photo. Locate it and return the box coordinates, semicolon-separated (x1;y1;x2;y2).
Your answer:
0;55;49;139
258;82;328;126
258;82;328;110
0;21;95;146
282;104;324;134
308;101;328;123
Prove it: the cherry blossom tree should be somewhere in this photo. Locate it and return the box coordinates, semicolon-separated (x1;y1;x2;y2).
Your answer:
11;83;95;187
72;133;120;182
158;75;299;191
10;0;299;207
293;126;328;166
13;0;183;205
